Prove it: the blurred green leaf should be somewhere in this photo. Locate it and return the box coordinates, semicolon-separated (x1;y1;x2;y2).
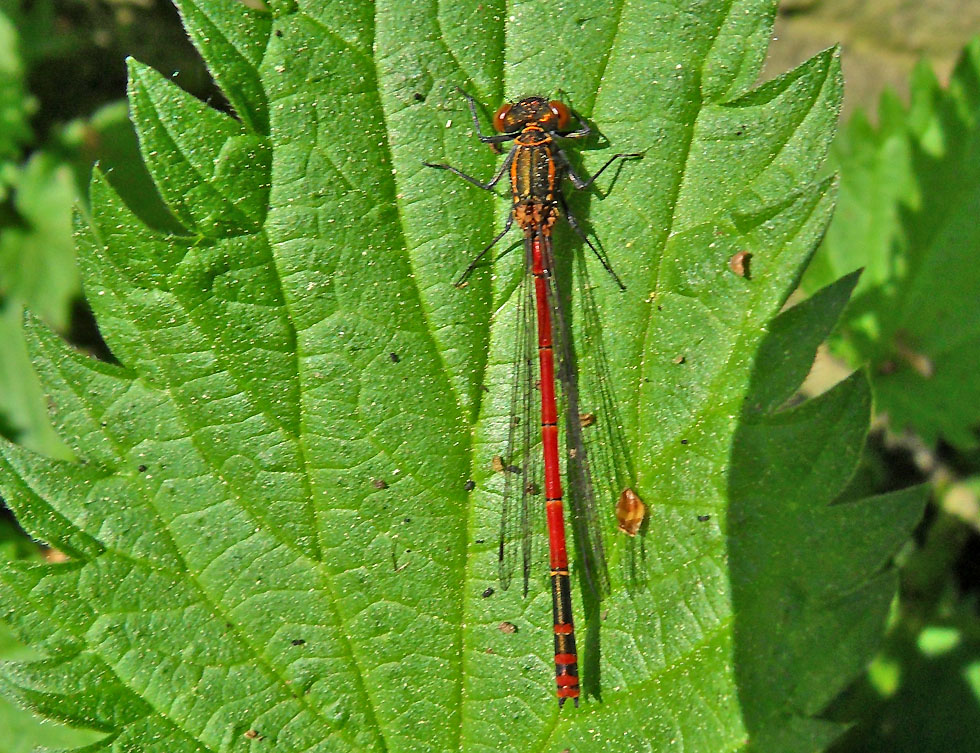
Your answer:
831;618;980;753
0;516;33;563
0;518;106;753
0;8;32;165
0;99;170;456
804;37;980;449
0;302;68;456
0;1;925;751
0;0;88;69
0;593;105;753
60;100;181;233
0;152;79;327
0;150;77;458
0;693;105;753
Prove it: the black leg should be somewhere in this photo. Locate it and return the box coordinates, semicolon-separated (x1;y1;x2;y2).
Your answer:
560;197;626;291
424;145;516;191
456;213;516;286
564;151;645;190
457;87;515;145
559;109;592;140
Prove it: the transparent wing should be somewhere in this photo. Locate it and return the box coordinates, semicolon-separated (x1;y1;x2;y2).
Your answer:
497;240;543;596
542;239;620;599
570;253;636;504
496;234;636;599
570;253;647;586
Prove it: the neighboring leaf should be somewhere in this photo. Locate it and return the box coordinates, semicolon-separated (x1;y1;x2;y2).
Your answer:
0;2;925;752
0;529;106;753
173;0;271;134
803;37;980;449
0;152;77;457
0;99;171;455
0;152;79;328
730;370;927;749
830;618;980;753
0;106;167;460
0;516;34;563
0;5;70;458
60;100;180;233
0;8;32;164
0;691;104;753
0;302;68;456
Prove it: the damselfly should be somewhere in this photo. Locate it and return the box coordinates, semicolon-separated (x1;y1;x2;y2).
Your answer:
426;90;643;706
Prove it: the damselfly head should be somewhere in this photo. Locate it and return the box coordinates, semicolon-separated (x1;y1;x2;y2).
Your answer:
493;96;572;133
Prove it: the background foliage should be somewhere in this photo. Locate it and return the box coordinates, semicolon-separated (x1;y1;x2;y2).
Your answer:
0;1;975;751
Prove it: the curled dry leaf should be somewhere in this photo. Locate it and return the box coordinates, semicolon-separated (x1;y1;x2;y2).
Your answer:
616;488;646;536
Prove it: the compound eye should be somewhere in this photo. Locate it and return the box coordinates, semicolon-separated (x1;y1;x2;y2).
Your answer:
493;103;512;133
548;100;571;130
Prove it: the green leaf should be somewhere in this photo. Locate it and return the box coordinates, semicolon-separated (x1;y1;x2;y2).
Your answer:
803;37;980;449
0;1;925;751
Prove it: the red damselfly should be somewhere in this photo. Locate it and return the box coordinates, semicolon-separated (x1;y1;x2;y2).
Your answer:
426;90;643;706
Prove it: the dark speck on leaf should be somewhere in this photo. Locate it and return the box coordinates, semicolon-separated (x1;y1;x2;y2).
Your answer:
291;638;306;646
698;514;711;522
482;587;494;598
475;539;484;544
137;464;147;473
372;478;388;489
680;439;689;445
464;479;475;492
389;352;400;363
414;92;425;102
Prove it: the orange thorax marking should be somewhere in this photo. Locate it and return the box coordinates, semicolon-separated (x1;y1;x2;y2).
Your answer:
510;124;558;233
